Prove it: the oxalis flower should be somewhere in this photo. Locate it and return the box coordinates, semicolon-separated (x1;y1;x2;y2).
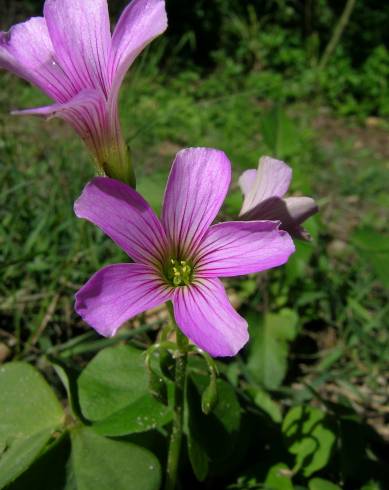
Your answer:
75;148;295;357
0;0;167;186
239;156;318;240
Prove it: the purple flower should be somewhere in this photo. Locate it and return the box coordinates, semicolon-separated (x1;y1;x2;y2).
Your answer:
239;156;318;240
74;148;295;357
0;0;167;185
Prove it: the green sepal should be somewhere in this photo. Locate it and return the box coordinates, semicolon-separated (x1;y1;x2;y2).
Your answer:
148;368;168;406
159;348;175;381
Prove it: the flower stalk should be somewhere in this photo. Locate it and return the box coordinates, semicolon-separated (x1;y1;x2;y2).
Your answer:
165;307;188;490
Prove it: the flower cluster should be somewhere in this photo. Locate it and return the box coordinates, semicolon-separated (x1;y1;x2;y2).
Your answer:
1;0;318;357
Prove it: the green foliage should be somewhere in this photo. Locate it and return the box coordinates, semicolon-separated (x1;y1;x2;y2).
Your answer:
0;363;64;488
186;373;242;480
351;227;389;289
70;427;161;490
260;106;302;159
264;463;294;490
78;345;171;434
282;406;336;477
247;309;299;389
0;353;169;489
309;478;342;490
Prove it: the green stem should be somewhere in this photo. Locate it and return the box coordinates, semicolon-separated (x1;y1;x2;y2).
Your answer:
318;0;356;70
164;308;188;490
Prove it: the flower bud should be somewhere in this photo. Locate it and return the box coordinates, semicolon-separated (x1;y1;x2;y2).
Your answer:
201;376;218;415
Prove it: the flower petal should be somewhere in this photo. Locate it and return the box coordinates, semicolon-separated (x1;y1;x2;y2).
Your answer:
284;196;318;224
172;278;248;357
75;263;172;336
109;0;167;102
0;17;76;101
74;177;168;266
240;156;292;215
162;148;231;258
241;196;318;240
238;168;256;196
44;0;111;94
196;221;295;277
12;89;109;159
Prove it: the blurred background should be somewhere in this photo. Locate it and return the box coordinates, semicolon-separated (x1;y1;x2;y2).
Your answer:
0;1;388;488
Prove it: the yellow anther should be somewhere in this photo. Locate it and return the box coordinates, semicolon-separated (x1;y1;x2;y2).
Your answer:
166;257;193;287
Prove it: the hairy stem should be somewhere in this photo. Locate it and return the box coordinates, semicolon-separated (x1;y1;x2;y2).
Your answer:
164;311;188;490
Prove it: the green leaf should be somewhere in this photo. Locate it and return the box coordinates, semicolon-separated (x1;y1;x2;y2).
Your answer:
93;395;172;437
308;478;342;490
264;463;294;490
78;345;170;434
282;406;336;477
0;429;53;490
247;386;282;423
6;434;71;490
247;309;299;389
0;362;64;488
260;106;300;158
351;227;389;288
70;427;161;490
360;481;381;490
49;357;84;421
186;430;208;482
351;227;389;253
186;375;241;480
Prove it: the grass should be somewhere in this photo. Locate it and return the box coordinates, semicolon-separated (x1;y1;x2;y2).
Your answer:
0;55;388;440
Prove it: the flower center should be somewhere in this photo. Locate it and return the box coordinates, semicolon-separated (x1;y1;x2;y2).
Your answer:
166;259;193;286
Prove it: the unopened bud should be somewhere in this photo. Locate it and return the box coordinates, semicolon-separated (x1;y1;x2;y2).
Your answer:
201;376;218;415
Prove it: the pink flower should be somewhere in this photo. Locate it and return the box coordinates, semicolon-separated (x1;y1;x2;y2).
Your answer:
239;156;318;240
74;148;295;357
0;0;167;185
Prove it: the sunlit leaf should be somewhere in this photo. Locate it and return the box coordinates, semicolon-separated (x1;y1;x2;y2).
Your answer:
93;395;172;437
308;478;342;490
282;406;335;477
70;427;161;490
264;463;294;490
78;345;171;435
0;362;64;488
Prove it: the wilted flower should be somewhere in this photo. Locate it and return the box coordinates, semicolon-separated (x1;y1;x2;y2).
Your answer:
74;148;295;357
0;0;167;186
239;156;318;240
